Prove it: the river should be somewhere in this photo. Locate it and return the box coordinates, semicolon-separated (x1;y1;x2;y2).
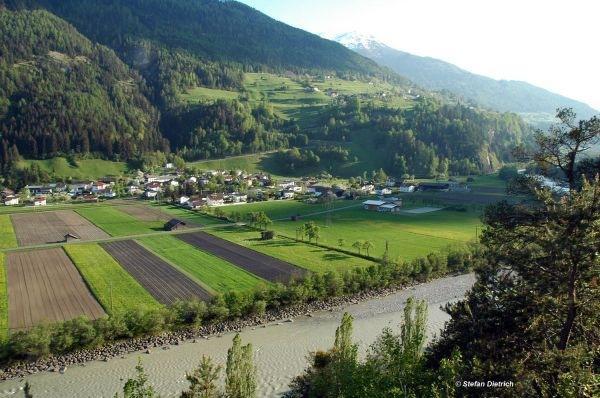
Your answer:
0;274;475;397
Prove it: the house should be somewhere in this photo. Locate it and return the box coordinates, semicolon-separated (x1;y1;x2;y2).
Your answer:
230;193;248;203
186;199;204;209
26;185;53;195
33;196;47;206
375;187;392;195
164;219;186;231
398;184;416;193
363;200;387;210
360;184;375;193
278;181;296;190
178;196;190;205
3;195;19;206
144;190;158;199
206;193;224;206
145;182;162;192
92;181;109;192
280;190;295;199
165;162;174;169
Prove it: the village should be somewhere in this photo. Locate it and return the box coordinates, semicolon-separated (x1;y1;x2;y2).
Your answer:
0;163;475;213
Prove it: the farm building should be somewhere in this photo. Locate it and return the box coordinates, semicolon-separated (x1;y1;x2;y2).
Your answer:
164;219;187;231
363;200;387;210
206;193;224;206
363;198;403;212
64;233;80;242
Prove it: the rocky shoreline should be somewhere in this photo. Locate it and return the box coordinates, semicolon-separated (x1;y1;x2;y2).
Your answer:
0;278;437;382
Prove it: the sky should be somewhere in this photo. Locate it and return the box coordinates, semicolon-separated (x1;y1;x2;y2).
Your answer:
238;0;600;111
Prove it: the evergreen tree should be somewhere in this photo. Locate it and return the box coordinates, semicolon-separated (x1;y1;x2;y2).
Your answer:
225;334;256;398
181;356;222;398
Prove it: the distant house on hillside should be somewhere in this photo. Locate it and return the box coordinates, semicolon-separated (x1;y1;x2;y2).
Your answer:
164;219;186;231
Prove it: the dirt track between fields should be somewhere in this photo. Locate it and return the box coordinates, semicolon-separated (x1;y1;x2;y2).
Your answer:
6;248;106;330
10;210;109;246
101;240;211;304
178;232;306;283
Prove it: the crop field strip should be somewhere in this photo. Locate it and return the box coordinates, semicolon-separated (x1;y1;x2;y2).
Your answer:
177;231;306;283
6;248;106;330
64;244;161;313
10;210;109;246
77;207;164;236
0;253;7;339
138;235;266;294
101;240;212;304
0;215;17;249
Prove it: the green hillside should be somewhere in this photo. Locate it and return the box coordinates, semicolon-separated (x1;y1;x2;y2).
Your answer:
0;8;166;172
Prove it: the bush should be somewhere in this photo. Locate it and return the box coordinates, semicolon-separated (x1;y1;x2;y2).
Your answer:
260;230;275;240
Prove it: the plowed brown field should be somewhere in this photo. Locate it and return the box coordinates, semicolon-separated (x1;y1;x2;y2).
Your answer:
177;232;306;283
11;210;109;246
6;248;106;330
101;240;211;304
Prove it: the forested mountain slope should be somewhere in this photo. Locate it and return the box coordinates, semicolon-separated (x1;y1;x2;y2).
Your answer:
335;33;599;123
0;8;167;170
6;0;404;107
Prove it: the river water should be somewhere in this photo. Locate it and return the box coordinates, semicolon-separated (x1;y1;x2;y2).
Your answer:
0;274;475;397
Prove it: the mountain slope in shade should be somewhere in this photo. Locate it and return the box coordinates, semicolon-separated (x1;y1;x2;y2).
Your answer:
10;0;395;80
334;32;598;123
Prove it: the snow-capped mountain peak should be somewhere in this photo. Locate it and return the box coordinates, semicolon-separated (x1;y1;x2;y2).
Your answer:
333;32;385;51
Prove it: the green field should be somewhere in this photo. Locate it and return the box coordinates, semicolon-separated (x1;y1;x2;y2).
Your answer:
209;225;375;274
0;215;17;249
17;157;129;180
139;235;266;293
64;244;161;313
0;253;7;340
77;207;164;236
222;200;482;261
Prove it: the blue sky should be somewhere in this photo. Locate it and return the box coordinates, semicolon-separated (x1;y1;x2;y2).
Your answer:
239;0;600;111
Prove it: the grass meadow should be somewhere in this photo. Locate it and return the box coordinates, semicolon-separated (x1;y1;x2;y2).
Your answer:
0;215;17;249
222;200;482;261
209;225;375;274
17;157;129;180
77;207;164;236
64;244;161;313
139;235;266;294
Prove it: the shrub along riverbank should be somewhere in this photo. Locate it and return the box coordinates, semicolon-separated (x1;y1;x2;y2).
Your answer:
0;242;480;365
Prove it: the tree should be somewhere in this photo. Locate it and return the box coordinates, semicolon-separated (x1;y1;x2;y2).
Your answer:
225;334;256;398
352;240;363;255
428;110;600;396
362;240;374;257
24;381;33;398
122;359;156;398
181;356;222;398
337;238;345;248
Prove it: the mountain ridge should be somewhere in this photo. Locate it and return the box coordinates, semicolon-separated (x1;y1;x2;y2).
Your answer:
333;32;598;122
